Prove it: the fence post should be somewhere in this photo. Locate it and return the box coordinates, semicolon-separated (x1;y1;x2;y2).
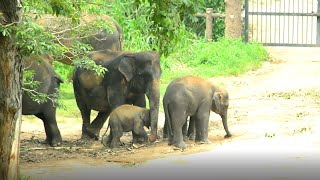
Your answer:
244;0;249;42
206;8;213;41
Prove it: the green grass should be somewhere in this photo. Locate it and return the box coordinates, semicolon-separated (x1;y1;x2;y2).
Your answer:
19;175;30;180
160;38;269;97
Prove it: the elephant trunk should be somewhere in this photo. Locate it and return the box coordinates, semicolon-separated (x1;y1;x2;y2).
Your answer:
146;80;160;142
221;109;232;138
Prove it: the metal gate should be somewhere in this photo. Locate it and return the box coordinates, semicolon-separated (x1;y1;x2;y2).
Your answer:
244;0;320;46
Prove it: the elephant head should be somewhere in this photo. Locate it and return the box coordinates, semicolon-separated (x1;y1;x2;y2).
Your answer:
212;87;232;138
118;51;161;142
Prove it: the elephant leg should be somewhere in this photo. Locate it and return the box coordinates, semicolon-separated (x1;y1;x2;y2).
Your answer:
163;119;168;139
87;111;110;140
187;116;196;140
102;133;112;147
170;109;187;149
36;110;62;147
195;109;210;144
167;120;174;146
132;132;139;144
182;119;188;141
110;128;122;149
78;105;91;139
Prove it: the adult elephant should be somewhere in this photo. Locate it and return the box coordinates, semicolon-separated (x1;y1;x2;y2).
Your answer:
163;75;231;149
22;56;64;146
72;49;161;142
38;14;123;65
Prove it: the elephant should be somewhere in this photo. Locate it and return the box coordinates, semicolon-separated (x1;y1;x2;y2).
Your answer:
163;75;231;149
37;14;123;65
101;104;150;148
22;56;64;146
72;49;161;142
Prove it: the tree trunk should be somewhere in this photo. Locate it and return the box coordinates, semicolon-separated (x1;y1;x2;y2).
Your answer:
0;1;23;179
225;0;242;38
0;35;23;180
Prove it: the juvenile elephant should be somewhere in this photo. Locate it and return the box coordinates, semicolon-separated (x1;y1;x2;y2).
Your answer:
22;57;64;146
101;105;150;148
73;49;161;142
163;75;231;149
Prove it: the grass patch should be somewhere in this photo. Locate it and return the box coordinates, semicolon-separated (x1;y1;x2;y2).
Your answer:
19;175;30;180
160;38;269;96
163;38;268;77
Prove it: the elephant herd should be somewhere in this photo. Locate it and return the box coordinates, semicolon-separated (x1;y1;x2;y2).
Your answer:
22;15;231;150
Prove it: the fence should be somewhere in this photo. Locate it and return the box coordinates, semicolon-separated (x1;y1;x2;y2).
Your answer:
244;0;320;46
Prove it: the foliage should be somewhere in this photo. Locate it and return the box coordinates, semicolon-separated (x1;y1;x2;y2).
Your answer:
0;0;115;106
185;0;225;40
104;0;225;55
112;0;205;56
22;68;65;108
72;56;107;76
105;1;155;51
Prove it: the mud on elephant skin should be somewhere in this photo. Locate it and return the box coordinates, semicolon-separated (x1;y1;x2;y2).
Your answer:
163;75;231;149
73;49;161;142
22;56;64;147
101;105;151;149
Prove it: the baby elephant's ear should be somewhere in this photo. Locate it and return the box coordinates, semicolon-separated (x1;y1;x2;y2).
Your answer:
118;55;135;81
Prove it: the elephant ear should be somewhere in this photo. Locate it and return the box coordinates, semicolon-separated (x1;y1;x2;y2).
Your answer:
118;55;135;81
213;92;222;113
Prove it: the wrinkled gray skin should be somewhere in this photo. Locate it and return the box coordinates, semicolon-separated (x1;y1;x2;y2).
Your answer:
22;57;64;146
73;49;161;142
84;15;123;51
101;105;150;149
57;15;123;65
163;75;231;149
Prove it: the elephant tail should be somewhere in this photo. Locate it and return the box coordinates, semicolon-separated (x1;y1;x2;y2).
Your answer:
164;103;173;137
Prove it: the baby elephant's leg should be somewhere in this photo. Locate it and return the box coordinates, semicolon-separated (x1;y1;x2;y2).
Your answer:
110;125;123;149
132;132;140;144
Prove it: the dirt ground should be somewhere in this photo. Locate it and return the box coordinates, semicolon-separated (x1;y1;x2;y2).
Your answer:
20;47;320;177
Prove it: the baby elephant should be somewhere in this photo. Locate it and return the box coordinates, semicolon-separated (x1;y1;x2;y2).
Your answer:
101;105;151;148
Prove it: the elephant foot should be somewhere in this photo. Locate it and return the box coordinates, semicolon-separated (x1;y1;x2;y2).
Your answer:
163;133;168;139
81;132;92;140
45;137;62;147
168;138;174;146
101;136;110;147
86;127;100;140
174;141;186;149
110;141;120;149
224;133;232;138
148;134;157;143
188;135;196;141
196;139;211;144
183;136;188;141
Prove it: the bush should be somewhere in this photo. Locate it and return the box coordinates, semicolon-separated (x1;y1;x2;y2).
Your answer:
161;38;269;82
